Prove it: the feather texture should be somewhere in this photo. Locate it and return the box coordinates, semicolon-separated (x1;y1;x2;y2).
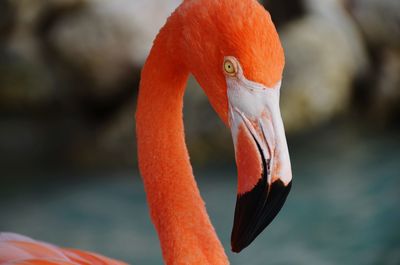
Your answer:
0;233;127;265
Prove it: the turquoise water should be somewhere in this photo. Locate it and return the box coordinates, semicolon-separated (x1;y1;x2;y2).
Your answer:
1;123;400;264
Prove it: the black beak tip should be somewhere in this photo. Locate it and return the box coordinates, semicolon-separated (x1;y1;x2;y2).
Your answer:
231;237;249;253
231;244;242;253
230;179;292;253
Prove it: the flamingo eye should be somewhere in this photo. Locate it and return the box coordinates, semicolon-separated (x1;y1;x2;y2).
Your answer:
223;59;237;76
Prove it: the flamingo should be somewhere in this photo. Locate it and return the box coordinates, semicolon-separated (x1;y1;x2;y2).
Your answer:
0;0;292;264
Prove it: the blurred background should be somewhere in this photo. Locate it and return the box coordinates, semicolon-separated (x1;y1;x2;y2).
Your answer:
0;0;399;264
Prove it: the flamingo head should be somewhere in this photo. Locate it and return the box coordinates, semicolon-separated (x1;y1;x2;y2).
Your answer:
178;0;292;252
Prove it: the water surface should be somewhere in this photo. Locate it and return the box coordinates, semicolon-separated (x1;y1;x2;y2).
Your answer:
1;123;399;264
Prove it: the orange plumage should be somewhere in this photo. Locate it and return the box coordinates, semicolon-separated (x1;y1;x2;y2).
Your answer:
175;0;284;123
0;233;127;265
136;0;285;264
1;0;289;264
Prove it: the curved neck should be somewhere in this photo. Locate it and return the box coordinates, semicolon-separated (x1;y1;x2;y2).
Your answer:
135;15;229;265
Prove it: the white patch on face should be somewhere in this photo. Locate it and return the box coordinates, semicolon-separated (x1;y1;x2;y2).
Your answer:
224;56;292;185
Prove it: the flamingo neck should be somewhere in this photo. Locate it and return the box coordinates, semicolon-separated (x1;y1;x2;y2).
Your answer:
135;16;229;265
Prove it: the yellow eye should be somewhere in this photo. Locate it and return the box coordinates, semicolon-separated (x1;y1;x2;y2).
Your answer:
223;59;236;75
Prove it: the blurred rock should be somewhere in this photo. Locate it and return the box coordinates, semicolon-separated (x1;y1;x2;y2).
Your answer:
0;0;83;112
6;0;43;60
345;0;400;125
345;0;400;49
263;0;306;28
46;0;181;100
68;103;137;168
5;0;81;60
0;49;53;111
0;0;49;111
0;0;15;40
4;0;399;169
183;77;233;165
0;0;189;168
279;0;367;133
369;49;400;124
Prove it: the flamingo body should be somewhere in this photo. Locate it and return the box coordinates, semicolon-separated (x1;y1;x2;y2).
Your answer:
136;0;290;262
1;0;292;264
0;233;127;265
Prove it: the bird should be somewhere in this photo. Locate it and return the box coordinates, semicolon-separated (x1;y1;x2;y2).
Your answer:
0;0;292;264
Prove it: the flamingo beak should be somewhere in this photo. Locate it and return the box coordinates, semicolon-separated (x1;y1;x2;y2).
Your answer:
227;76;292;253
